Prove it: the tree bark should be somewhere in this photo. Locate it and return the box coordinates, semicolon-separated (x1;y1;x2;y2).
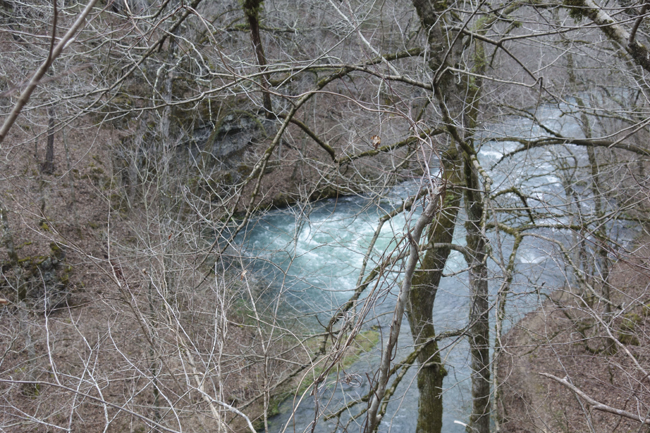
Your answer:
242;0;273;118
409;1;472;431
0;0;100;144
411;1;494;431
462;36;491;433
566;0;650;73
464;163;491;433
366;194;444;433
41;106;55;175
407;149;463;433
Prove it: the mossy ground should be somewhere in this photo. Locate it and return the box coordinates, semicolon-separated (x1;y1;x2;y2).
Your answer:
249;329;379;431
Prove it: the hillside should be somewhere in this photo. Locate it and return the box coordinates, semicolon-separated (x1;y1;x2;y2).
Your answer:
499;238;650;432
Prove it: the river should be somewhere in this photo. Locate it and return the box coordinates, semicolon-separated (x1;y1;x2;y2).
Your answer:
236;103;635;432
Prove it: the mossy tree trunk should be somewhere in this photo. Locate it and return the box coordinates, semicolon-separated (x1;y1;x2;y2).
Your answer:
464;161;491;433
463;36;491;433
410;2;493;432
409;1;468;432
406;148;463;433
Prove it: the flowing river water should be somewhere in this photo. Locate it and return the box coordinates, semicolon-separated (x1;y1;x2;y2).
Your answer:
236;104;635;432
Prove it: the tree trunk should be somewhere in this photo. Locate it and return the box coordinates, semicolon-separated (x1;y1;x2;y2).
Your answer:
463;36;491;433
464;165;491;433
407;148;463;433
41;106;55;175
242;0;273;118
366;195;445;433
409;1;475;431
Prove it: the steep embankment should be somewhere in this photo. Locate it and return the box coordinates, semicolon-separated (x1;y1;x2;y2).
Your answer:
498;241;650;432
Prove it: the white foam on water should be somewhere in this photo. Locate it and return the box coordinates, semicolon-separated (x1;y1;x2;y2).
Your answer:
519;253;546;264
244;101;638;433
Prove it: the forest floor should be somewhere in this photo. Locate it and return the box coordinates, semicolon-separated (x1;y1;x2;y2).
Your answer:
498;237;650;432
0;113;384;431
0;118;272;431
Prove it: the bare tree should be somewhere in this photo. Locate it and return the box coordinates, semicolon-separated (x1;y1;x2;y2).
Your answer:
2;1;650;433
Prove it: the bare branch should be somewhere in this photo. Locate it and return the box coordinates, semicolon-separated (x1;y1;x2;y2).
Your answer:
540;373;650;425
0;0;100;144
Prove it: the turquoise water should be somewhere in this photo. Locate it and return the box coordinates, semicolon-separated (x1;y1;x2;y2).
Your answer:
236;104;633;432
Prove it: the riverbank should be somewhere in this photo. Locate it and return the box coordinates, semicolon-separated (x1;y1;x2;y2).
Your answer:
498;238;650;432
227;308;380;431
